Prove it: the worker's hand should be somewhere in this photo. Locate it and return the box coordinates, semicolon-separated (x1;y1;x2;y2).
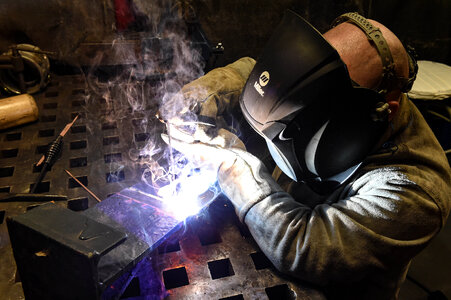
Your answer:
159;57;256;142
166;124;246;151
177;57;255;119
161;132;283;222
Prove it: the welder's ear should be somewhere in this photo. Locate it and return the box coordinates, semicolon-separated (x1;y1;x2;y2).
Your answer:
387;100;399;121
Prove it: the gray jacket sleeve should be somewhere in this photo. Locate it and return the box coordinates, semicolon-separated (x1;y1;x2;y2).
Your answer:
243;167;444;286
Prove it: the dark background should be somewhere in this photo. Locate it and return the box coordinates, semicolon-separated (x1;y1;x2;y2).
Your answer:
195;0;451;66
0;1;450;299
0;0;450;67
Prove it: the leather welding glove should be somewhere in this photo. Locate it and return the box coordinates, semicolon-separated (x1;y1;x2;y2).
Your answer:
180;56;255;119
166;124;246;150
161;133;283;222
217;147;284;222
162;57;255;143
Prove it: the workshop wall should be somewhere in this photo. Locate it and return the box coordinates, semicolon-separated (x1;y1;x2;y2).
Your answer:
369;0;451;66
0;0;116;62
0;0;449;67
191;0;451;66
191;0;367;66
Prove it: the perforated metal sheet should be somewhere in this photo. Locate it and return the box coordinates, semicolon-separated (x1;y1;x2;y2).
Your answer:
0;74;325;299
146;198;325;300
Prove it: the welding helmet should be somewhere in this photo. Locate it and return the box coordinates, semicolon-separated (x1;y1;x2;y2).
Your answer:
239;10;391;192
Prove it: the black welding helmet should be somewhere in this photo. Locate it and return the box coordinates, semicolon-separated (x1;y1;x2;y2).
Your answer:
239;10;389;191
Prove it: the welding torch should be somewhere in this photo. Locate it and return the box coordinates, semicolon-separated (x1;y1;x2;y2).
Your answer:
30;115;78;193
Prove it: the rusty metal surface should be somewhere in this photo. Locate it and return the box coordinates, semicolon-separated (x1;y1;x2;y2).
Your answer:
0;73;154;299
146;198;325;300
0;74;325;299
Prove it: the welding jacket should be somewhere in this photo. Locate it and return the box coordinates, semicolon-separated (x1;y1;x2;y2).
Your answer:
250;92;451;300
192;57;451;299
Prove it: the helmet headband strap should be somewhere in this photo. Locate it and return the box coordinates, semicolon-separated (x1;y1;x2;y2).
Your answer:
332;12;397;95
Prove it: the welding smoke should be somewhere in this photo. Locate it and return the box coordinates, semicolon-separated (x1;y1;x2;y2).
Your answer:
81;0;217;212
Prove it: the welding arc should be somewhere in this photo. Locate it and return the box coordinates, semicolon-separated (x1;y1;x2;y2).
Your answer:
64;170;102;203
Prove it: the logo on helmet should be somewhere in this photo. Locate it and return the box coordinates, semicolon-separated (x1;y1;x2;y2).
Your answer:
259;71;270;86
254;71;270;97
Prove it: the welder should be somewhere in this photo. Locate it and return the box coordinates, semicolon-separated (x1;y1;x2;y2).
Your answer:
163;11;451;299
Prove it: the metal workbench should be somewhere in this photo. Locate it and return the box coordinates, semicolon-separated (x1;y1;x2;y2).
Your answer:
0;73;325;299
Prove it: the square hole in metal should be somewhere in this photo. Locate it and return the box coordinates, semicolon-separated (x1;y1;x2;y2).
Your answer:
121;277;141;298
158;240;180;254
0;167;14;177
72;89;85;95
219;295;244;300
35;145;48;154
162;267;189;290
132;118;146;127
45;91;58;97
71;112;85;119
265;284;295;300
208;258;234;280
33;163;42;173
104;153;122;163
72;100;85;107
5;132;21;141
68;176;88;188
69;157;87;168
70;140;87;150
250;252;272;270
0;186;11;193
97;97;107;105
197;227;222;246
28;181;50;193
100;108;115;116
41;115;56;122
67;197;89;211
135;133;150;142
1;148;19;158
138;154;150;161
43;102;57;109
102;122;117;130
72;78;84;84
71;125;86;134
33;163;52;173
0;210;5;224
106;170;125;183
38;129;55;137
103;136;119;146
